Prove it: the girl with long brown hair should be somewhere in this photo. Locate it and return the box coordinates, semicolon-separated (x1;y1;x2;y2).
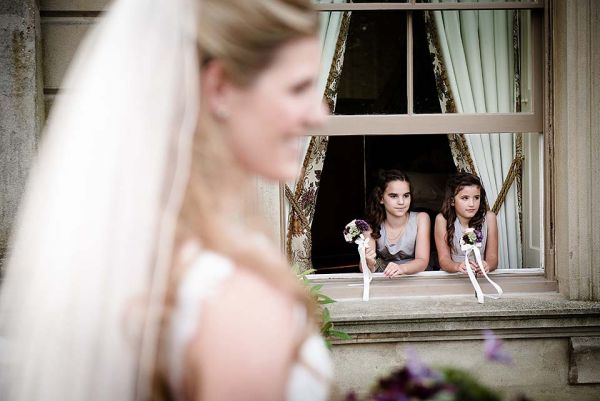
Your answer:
434;172;499;274
364;169;430;277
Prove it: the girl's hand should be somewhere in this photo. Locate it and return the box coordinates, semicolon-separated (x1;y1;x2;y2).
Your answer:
383;262;404;277
455;261;478;274
474;260;490;274
455;262;467;273
365;243;377;266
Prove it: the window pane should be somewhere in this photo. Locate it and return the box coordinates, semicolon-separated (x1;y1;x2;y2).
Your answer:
314;0;407;3
332;11;408;115
414;9;533;113
310;132;543;273
416;0;538;3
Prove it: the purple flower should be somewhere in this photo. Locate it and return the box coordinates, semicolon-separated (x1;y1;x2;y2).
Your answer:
343;219;371;243
405;348;441;381
356;219;370;232
461;228;483;246
483;329;512;364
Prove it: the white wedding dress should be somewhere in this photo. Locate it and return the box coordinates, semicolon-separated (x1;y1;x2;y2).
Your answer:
166;249;333;401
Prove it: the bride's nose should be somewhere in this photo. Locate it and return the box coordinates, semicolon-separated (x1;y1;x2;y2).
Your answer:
307;99;329;128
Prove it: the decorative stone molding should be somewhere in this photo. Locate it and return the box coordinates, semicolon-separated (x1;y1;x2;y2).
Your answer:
329;293;600;344
553;0;600;301
569;337;600;384
330;293;600;400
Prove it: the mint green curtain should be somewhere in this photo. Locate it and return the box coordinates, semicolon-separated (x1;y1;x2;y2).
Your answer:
431;0;522;269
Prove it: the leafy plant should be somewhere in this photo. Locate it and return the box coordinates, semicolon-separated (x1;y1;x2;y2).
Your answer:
294;266;352;348
346;332;531;401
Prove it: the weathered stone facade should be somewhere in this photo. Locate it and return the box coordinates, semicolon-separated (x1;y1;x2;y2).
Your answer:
0;0;44;269
0;1;599;400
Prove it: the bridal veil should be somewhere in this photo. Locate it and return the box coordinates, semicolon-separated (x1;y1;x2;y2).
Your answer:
0;0;200;399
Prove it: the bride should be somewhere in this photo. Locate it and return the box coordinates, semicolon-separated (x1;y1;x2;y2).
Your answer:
0;0;331;400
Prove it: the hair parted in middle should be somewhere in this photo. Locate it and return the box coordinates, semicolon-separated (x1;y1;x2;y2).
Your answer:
365;169;413;240
440;172;489;251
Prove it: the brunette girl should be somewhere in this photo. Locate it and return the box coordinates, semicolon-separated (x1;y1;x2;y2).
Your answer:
434;172;498;274
364;170;430;277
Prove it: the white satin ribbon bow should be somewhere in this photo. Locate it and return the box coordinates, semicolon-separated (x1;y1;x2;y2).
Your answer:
460;242;503;304
356;235;372;301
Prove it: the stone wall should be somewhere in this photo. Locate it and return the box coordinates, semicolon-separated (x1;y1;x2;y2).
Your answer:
327;293;600;400
0;0;44;269
553;0;600;301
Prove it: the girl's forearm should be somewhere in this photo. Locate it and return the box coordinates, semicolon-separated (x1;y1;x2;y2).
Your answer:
398;258;428;274
438;257;459;273
484;258;498;271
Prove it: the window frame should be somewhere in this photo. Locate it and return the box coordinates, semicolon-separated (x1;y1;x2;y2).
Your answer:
283;0;553;294
312;0;544;134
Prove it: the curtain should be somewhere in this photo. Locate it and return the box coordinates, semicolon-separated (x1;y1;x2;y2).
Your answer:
426;0;523;269
285;1;351;272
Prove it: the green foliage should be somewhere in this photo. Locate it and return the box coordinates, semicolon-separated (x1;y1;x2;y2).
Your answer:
440;367;502;401
294;266;352;348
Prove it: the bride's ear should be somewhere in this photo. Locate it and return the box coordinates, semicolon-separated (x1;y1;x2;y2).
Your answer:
201;60;234;121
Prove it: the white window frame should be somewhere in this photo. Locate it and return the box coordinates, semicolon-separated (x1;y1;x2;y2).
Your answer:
291;0;553;297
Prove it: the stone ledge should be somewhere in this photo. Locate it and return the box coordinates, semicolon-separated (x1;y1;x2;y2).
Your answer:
329;293;600;344
316;270;558;299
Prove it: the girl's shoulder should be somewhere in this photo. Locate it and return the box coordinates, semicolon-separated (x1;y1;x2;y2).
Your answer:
484;211;497;230
415;211;430;223
434;212;447;225
484;210;497;221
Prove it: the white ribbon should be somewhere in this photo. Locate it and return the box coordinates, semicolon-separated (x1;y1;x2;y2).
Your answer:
461;243;503;304
356;235;372;301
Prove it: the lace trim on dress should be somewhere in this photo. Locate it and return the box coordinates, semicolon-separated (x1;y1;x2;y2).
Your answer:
166;251;234;400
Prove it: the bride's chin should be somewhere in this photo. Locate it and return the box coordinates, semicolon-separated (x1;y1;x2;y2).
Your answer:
262;163;298;182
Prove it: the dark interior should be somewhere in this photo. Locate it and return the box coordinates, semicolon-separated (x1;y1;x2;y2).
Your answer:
310;11;457;273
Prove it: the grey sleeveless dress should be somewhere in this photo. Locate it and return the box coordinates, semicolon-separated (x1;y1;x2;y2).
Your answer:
450;217;488;262
375;212;418;272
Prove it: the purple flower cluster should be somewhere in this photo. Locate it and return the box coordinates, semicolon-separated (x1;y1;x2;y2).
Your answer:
461;229;483;246
355;219;370;232
343;219;370;243
346;349;452;401
345;331;513;401
483;330;513;364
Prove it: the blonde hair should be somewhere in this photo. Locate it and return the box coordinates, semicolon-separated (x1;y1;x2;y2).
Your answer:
198;0;319;86
178;0;319;308
153;2;322;397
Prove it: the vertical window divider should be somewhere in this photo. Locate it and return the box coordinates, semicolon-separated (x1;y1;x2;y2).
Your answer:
363;136;367;212
407;10;414;115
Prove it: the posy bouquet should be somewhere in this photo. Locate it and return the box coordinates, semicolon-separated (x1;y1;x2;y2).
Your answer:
344;219;370;243
460;227;502;304
343;219;372;301
460;227;484;247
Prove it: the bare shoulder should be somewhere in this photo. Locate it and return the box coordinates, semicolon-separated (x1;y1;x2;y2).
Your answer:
416;212;431;223
417;212;429;221
485;211;497;222
196;267;297;337
187;267;299;400
434;212;446;225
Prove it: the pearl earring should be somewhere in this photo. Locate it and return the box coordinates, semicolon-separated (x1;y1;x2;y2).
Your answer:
213;107;229;121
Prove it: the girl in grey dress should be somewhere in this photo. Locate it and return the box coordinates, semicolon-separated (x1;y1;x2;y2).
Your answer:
434;173;499;274
364;170;430;277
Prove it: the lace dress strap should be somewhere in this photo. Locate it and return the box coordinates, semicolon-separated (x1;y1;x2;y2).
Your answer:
166;250;234;400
